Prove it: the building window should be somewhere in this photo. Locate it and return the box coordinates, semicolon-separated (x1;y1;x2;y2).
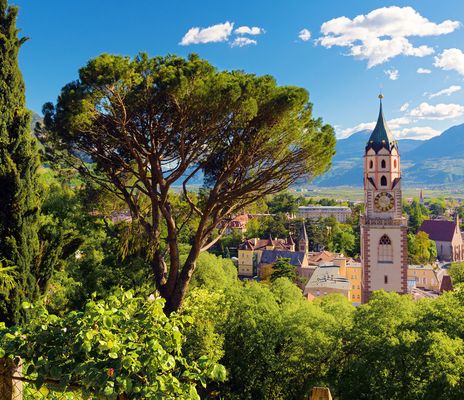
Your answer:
394;159;397;168
369;160;373;169
379;235;393;263
380;175;387;186
381;160;386;169
384;275;388;284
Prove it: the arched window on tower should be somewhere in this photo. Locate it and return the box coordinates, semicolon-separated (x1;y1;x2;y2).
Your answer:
378;235;393;263
369;160;373;169
394;159;397;169
381;175;387;186
381;160;386;169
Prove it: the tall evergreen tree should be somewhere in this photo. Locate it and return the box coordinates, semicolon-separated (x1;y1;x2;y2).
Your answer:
0;0;41;327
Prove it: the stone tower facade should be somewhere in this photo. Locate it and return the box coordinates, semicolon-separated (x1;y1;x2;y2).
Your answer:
361;96;408;303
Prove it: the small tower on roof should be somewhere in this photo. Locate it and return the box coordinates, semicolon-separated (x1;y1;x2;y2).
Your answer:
298;222;309;254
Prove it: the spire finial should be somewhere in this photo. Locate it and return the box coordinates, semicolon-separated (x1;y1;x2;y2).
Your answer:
378;93;384;100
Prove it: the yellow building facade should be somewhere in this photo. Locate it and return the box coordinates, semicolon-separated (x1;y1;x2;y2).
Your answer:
336;258;362;304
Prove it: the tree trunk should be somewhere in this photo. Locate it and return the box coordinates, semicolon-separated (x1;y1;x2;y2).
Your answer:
164;260;197;315
0;357;22;400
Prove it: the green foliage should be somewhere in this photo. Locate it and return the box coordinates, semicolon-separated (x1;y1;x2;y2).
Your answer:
304;216;359;256
267;193;298;214
246;213;290;239
449;262;464;286
189;252;238;292
219;281;350;400
332;291;464;400
0;291;226;399
0;265;17;296
270;258;297;282
403;199;428;233
408;231;437;265
0;1;44;326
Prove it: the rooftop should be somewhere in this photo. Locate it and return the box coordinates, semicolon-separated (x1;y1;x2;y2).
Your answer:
304;266;350;292
419;219;459;242
260;250;306;267
366;96;397;153
298;206;351;211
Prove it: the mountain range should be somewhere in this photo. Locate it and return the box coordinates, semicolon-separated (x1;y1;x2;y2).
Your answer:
314;123;464;187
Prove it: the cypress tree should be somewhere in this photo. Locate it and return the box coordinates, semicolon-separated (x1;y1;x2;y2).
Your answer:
0;0;41;327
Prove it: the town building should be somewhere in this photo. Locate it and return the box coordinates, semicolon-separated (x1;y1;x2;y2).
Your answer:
338;258;362;304
418;217;464;262
258;250;309;280
304;265;350;299
237;236;295;277
360;95;408;302
303;257;362;304
297;205;352;223
222;214;251;235
407;265;440;291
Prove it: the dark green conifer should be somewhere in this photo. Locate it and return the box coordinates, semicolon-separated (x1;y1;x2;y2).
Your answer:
0;0;41;326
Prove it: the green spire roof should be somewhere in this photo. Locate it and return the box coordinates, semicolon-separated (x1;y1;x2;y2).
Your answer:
366;95;397;152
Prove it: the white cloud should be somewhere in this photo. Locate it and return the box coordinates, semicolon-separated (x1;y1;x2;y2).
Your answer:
317;7;459;68
298;29;311;41
337;116;411;138
180;21;234;45
400;102;410;112
417;67;432;74
409;102;464;120
387;117;412;129
384;68;399;80
230;37;257;48
434;48;464;75
397;126;441;139
234;26;264;35
429;85;462;99
338;122;376;138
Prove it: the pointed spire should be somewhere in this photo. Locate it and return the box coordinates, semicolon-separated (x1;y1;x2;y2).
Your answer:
366;94;397;153
300;222;308;243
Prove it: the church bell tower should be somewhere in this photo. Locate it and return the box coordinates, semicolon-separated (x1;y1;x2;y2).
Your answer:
361;95;408;302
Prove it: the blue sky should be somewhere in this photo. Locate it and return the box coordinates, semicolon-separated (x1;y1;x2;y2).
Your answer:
13;0;464;140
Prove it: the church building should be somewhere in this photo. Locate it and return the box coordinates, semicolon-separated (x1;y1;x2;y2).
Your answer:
360;95;408;302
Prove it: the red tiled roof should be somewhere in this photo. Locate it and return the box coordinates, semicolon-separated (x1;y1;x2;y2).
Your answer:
419;220;459;242
307;251;337;263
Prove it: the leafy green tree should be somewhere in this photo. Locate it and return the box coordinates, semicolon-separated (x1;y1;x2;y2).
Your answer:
331;228;355;256
408;231;437;265
0;291;226;399
0;0;45;327
449;262;464;285
41;53;335;312
404;199;428;233
219;281;347;399
271;258;297;282
189;252;237;292
428;198;446;218
267;193;298;214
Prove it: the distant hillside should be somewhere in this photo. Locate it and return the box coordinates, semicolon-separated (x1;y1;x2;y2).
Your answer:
315;130;425;186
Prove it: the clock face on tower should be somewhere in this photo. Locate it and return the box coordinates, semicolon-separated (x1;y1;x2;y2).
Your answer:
374;192;394;212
